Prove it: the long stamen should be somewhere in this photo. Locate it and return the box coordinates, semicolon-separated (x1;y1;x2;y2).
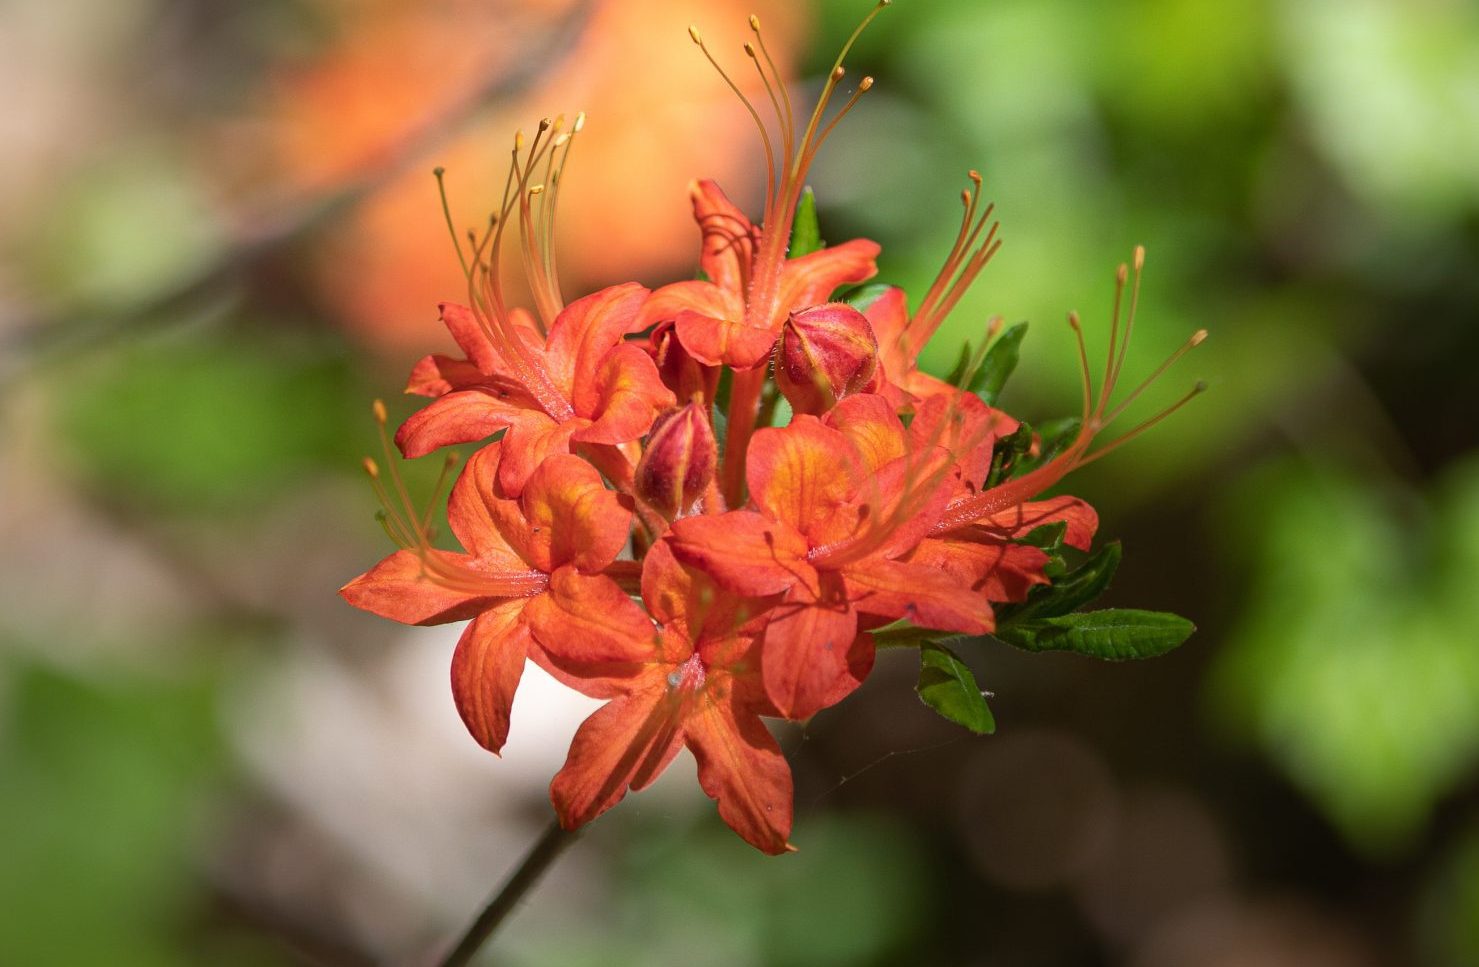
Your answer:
1067;313;1094;425
1104;329;1207;425
1098;262;1128;416
690;27;778;212
751;16;794;163
930;250;1205;536
1109;245;1146;395
373;400;426;542
744;43;784;204
1079;382;1207;467
433;167;471;279
362;406;547;598
910;171;1000;353
808;75;874;160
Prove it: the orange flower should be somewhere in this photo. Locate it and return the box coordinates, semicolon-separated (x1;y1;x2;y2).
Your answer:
340;441;631;754
669;393;993;718
638;179;879;370
394;281;675;496
338;2;1207;856
529;541;795;854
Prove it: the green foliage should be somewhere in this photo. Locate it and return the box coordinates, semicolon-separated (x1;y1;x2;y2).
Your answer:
984;422;1034;488
916;642;996;734
973;321;1028;405
997;541;1122;625
789;187;824;257
0;651;279;967
1213;460;1479;853
55;329;360;514
993;608;1195;660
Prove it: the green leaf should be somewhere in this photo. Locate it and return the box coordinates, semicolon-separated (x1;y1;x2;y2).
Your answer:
993;608;1195;660
984;422;1034;488
789;187;823;257
917;642;996;733
1018;520;1068;552
1018;416;1083;474
842;283;892;312
998;541;1122;625
975;321;1028;405
870;620;969;650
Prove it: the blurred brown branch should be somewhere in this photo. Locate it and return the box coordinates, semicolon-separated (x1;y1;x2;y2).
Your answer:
0;0;595;391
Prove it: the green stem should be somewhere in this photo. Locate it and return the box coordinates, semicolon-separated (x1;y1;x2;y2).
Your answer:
436;819;580;967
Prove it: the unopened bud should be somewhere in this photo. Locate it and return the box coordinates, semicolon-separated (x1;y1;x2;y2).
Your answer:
634;404;717;521
774;303;881;415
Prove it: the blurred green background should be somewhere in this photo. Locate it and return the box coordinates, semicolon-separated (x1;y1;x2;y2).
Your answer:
3;0;1477;964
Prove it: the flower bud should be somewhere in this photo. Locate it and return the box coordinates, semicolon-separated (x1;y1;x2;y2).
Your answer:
774;303;881;415
634;403;717;521
649;320;719;405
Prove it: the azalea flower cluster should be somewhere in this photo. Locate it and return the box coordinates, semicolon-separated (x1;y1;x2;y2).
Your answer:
341;4;1204;854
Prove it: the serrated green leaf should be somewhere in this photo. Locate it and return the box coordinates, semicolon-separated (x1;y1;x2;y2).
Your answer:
993;608;1195;660
998;541;1122;626
917;642;996;734
975;322;1027;405
789;187;823;257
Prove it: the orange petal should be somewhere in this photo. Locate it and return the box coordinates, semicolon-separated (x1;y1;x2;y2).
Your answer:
908;535;1053;603
338;549;497;626
692;179;758;295
823;393;907;474
506;455;632;573
981;495;1098;551
642;538;773;644
404;354;486;397
445;444;529;566
494;414;581;498
393;387;530;459
436;302;500;373
543;282;650;398
746;416;860;538
526;568;681;697
450;600;532;754
667;510;812;598
570;343;676;445
549;678;688;831
686;685;794;854
775;237;880;314
842;558;994;633
761;575;862;719
910;392;1019;490
674;308;779;370
636;279;737;332
863;285;910;371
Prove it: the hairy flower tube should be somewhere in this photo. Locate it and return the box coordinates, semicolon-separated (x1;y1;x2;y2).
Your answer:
340;1;1205;855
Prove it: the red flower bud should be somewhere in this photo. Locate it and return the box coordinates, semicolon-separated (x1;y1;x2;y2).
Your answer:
649;320;719;406
774;303;881;415
634;403;717;521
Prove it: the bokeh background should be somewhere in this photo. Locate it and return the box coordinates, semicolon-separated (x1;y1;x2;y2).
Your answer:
3;0;1478;964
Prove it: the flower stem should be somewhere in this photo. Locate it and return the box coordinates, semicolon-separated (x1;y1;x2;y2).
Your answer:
436;819;580;967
